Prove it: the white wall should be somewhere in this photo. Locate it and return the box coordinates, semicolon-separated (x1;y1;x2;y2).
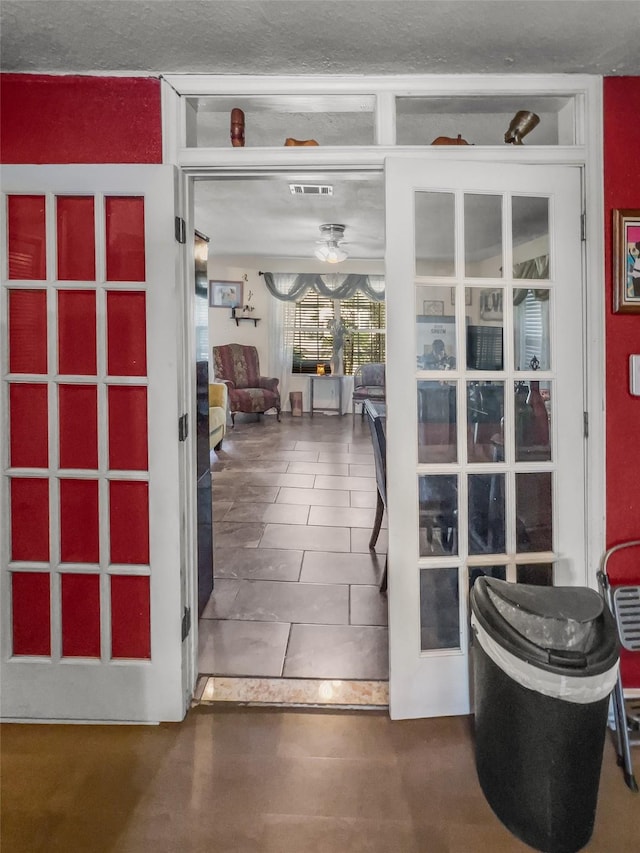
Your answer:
207;264;271;374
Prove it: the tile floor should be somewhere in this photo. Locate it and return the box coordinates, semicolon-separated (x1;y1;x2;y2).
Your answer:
198;412;389;689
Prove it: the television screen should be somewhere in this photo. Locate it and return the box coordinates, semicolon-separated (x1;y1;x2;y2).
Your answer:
467;325;503;371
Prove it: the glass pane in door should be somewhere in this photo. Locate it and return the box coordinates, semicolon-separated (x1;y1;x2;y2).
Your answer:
466;288;504;371
417;381;457;463
464;194;503;277
514;380;552;461
514;288;550;370
466;381;504;462
468;473;505;554
516;563;554;586
415;284;456;369
420;568;460;650
512;196;549;278
418;474;458;556
415;192;455;276
516;472;553;552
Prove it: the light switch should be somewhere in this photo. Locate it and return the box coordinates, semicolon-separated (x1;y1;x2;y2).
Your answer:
631;355;640;396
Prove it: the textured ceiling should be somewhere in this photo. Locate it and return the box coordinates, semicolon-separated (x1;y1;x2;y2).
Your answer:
2;1;639;76
4;0;637;262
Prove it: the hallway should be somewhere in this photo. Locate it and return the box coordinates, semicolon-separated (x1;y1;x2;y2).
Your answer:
198;411;389;705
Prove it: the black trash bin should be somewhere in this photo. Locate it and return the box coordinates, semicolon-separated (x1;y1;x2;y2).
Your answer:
470;577;619;853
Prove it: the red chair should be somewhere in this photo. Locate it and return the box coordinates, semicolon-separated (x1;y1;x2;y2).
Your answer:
597;540;640;792
213;344;281;424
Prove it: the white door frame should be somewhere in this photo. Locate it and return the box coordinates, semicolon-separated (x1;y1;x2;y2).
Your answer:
161;74;606;708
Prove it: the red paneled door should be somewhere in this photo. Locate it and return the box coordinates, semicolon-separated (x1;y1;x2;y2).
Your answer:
1;166;186;721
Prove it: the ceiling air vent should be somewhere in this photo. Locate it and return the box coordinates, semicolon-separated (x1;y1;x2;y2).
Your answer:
289;184;333;196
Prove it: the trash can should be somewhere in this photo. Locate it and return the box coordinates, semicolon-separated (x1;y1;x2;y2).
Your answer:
470;577;619;853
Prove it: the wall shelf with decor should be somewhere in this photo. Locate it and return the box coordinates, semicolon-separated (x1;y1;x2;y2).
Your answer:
231;313;260;327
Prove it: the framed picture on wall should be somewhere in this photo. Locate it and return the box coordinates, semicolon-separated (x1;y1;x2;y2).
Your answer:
209;280;243;308
416;315;456;370
423;299;444;316
479;288;503;321
613;209;640;314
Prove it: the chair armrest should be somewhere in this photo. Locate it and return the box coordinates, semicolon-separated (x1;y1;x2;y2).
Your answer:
258;377;280;393
209;382;228;408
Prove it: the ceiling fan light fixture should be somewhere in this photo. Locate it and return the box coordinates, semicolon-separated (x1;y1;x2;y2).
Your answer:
315;223;348;263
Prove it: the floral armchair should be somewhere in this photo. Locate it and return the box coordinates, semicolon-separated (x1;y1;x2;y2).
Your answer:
213;343;281;423
352;362;386;418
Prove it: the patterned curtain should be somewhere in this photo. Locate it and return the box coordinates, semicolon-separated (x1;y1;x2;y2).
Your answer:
262;272;385;302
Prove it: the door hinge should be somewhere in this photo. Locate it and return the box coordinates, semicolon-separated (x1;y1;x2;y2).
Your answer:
178;412;189;441
583;411;589;438
181;606;191;641
175;216;186;244
580;212;586;241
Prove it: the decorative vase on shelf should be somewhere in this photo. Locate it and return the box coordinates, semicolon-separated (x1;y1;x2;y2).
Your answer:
330;347;343;377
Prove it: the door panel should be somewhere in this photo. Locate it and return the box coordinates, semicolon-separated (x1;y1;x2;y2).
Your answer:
1;166;185;721
385;159;584;719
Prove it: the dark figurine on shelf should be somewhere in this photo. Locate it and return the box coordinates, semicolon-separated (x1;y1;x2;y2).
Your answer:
230;108;245;147
504;111;540;144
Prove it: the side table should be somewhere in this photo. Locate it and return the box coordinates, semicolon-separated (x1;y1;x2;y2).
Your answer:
309;374;345;416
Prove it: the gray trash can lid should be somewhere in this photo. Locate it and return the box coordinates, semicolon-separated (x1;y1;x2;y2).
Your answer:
471;578;619;676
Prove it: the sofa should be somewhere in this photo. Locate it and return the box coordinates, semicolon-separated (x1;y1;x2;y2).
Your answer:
213;343;281;423
209;382;228;451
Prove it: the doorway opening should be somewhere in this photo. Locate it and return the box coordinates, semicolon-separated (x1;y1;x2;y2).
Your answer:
191;171;391;708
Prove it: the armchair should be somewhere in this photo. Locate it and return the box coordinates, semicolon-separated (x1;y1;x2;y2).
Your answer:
213;343;281;424
352;362;386;419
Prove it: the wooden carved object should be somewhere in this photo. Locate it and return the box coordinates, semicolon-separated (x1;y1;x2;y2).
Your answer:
284;138;319;146
230;108;245;147
431;134;469;145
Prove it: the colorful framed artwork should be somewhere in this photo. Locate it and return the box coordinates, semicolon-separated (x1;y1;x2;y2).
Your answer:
613;209;640;314
209;280;243;308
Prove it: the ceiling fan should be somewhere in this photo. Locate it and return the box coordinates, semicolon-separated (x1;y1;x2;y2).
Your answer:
314;223;349;264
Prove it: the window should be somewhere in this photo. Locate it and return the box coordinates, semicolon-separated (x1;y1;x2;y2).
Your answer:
289;290;386;374
340;292;386;373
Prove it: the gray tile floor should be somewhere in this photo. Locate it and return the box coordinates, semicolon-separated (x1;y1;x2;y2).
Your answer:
199;412;389;681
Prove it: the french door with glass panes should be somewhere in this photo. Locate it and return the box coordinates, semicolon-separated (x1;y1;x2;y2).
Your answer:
1;166;187;722
385;159;585;720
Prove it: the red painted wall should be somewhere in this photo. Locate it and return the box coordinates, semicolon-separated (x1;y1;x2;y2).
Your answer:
603;77;640;687
0;74;161;163
603;77;640;553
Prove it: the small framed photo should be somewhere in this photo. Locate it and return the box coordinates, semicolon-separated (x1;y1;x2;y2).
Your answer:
423;299;444;316
209;280;243;308
613;209;640;314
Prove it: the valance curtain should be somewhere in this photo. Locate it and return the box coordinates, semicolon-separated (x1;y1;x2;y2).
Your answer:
261;272;385;302
513;254;550;304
